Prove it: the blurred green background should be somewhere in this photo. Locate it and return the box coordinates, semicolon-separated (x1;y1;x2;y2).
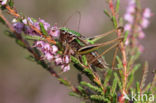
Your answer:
0;0;155;103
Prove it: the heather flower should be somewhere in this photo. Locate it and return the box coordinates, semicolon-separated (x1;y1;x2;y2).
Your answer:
22;19;28;24
43;43;51;52
13;22;24;34
44;52;54;61
27;17;40;30
124;24;131;31
61;65;70;72
138;31;145;39
49;26;60;38
127;5;135;13
125;39;129;46
124;13;134;23
33;22;40;30
141;18;149;29
1;0;7;5
54;55;63;65
12;18;17;23
51;45;58;54
24;26;34;35
34;41;45;49
143;8;151;18
124;0;151;50
27;17;34;24
63;55;70;64
138;45;144;53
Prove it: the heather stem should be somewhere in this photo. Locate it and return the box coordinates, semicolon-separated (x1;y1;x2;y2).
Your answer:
108;0;128;101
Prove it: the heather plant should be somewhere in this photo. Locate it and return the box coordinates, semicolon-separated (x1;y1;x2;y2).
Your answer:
0;0;155;103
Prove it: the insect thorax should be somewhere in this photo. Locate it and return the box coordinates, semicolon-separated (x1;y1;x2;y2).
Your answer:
59;30;82;52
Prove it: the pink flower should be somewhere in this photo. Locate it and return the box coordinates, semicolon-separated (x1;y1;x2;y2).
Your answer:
127;5;135;13
125;39;129;46
124;13;134;23
13;22;24;34
12;18;17;23
124;24;131;31
22;19;27;24
1;0;8;5
54;55;63;65
27;17;34;24
44;53;53;61
61;65;70;72
34;41;45;48
63;55;70;64
33;22;40;30
143;8;151;18
39;19;50;30
51;45;58;54
141;18;149;28
138;45;144;53
49;26;60;38
138;31;145;39
43;43;51;52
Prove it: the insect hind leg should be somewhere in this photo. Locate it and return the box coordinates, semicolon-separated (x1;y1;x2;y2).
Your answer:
88;42;120;68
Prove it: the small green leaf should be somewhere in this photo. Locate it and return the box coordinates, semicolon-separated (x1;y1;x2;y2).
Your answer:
26;55;35;62
83;68;93;76
119;17;123;27
71;56;80;64
104;9;111;18
24;35;44;41
111;73;118;96
4;30;15;38
103;69;112;88
58;78;70;86
90;95;110;102
124;31;129;43
16;39;25;48
142;83;151;93
114;73;122;90
112;16;117;28
69;92;81;97
116;56;123;69
132;64;140;73
116;0;120;13
8;0;14;8
80;81;102;93
127;64;140;89
39;22;48;36
77;86;85;93
136;82;140;93
82;55;88;66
